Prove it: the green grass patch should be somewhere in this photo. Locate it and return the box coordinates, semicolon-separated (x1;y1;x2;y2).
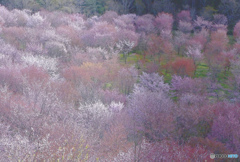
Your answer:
195;63;209;78
163;72;172;84
228;35;236;45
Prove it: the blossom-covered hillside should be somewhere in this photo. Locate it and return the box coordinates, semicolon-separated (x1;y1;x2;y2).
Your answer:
0;5;239;161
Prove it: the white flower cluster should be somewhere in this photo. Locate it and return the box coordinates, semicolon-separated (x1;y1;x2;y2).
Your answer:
116;40;135;54
186;45;203;61
27;12;45;28
78;101;112;120
22;54;58;74
109;101;124;112
68;15;85;31
86;47;110;60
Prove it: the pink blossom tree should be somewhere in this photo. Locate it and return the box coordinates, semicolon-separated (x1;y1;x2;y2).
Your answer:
116;29;139;64
234;21;240;40
177;10;192;22
127;73;173;144
178;21;193;33
173;31;189;55
171;75;206;97
193;16;212;32
186;44;203;66
113;14;136;31
135;14;155;34
100;11;118;23
117;66;138;95
154;12;173;39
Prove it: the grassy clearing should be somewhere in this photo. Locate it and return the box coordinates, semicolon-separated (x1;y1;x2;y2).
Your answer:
121;52;233;89
228;35;236;45
195;63;209;78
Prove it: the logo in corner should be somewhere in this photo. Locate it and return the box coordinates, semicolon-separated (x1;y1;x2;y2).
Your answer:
210;153;215;159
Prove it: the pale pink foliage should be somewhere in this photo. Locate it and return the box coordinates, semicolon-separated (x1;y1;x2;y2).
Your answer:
67;13;85;31
207;29;229;54
171;75;206;97
86;47;113;61
193;17;212;31
81;21;117;49
177;10;191;22
26;12;45;28
178;21;193;33
0;40;20;64
234;21;240;39
116;29;139;58
186;45;203;63
100;89;126;105
0;5;15;26
192;29;209;48
117;66;138;95
154;12;173;34
138;72;170;93
127;73;173;141
174;31;190;55
26;42;46;55
135;14;155;34
113;14;136;31
100;11;119;23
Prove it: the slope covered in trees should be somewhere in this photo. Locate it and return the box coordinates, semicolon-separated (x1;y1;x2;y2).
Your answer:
0;0;240;25
0;5;239;161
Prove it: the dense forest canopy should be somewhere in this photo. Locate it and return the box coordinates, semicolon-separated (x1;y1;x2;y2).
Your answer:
0;0;239;30
0;0;223;15
0;0;238;25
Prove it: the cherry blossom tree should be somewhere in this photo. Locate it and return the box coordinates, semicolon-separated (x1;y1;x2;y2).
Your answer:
173;31;189;56
191;29;209;51
0;40;21;64
113;14;136;31
99;89;126;105
81;21;117;50
135;14;155;34
171;75;206;98
117;66;138;95
205;30;229;81
26;12;45;28
146;34;173;63
178;21;193;33
100;11;118;23
154;12;173;39
127;73;173;144
234;21;240;40
116;29;139;64
193;16;212;32
177;10;192;22
186;44;203;66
